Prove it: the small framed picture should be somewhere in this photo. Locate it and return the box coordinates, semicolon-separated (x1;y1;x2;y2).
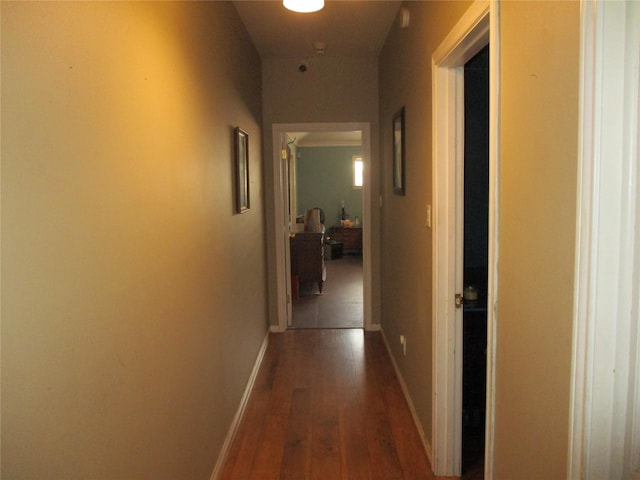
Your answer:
393;107;405;196
234;127;250;213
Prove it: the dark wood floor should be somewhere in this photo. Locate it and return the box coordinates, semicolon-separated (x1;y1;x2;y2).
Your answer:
292;255;363;329
220;329;456;480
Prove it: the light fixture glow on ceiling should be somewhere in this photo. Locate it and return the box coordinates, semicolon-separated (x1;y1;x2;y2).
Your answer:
283;0;324;13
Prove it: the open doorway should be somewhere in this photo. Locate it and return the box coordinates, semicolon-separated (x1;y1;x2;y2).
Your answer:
287;132;364;329
271;122;373;333
461;44;489;478
431;1;497;477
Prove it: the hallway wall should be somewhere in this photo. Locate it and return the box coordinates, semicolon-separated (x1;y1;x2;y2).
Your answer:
378;0;473;457
262;54;382;326
494;2;579;476
378;1;579;478
1;2;267;478
296;146;363;225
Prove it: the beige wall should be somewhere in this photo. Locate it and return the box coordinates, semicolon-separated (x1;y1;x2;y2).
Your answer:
378;0;579;477
1;2;267;478
261;55;382;325
494;2;579;477
378;0;473;449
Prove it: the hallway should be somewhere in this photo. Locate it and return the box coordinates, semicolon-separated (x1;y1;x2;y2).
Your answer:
4;2;618;479
220;329;446;480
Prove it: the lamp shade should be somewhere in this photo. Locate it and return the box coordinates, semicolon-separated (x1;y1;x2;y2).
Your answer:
283;0;324;13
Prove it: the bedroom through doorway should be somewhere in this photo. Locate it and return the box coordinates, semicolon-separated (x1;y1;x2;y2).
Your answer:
286;130;364;329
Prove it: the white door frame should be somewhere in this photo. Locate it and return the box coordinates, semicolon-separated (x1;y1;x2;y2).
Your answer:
569;1;640;478
270;122;374;332
431;1;499;476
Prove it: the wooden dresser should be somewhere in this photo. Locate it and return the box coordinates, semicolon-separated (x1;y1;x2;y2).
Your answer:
290;232;324;295
331;226;362;253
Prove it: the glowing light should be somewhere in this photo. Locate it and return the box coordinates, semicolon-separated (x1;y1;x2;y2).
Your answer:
283;0;324;13
354;158;363;187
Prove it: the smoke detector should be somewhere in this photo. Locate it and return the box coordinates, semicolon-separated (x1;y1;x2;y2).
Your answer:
313;41;327;55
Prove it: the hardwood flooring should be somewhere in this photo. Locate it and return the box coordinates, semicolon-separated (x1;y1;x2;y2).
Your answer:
220;329;455;480
292;255;363;329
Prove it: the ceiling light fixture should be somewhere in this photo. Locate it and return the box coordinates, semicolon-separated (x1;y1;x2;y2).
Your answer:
283;0;324;13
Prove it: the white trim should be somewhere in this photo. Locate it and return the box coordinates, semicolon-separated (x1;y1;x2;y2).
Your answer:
381;328;433;467
431;0;498;476
210;330;270;480
568;1;598;476
484;3;500;478
432;1;490;68
283;137;294;328
271;122;374;332
271;129;290;333
569;1;640;478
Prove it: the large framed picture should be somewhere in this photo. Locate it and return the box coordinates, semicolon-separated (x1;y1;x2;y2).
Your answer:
393;107;405;195
234;127;250;213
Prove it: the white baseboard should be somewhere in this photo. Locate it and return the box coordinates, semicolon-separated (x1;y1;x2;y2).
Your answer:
380;328;434;469
209;329;270;480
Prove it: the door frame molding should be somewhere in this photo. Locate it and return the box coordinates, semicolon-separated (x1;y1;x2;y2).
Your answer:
569;1;640;477
270;122;373;332
431;1;499;476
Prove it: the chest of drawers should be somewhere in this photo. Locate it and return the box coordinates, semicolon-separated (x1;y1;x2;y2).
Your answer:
331;226;362;253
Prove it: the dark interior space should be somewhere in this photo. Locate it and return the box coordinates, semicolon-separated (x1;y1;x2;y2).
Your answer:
462;44;489;478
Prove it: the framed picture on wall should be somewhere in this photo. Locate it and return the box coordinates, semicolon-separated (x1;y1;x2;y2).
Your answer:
393;107;405;195
234;127;250;213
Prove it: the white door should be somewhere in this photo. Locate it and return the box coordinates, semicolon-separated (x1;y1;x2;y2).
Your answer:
280;135;294;328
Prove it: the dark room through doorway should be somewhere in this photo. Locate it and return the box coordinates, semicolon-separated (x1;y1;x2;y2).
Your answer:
461;44;489;478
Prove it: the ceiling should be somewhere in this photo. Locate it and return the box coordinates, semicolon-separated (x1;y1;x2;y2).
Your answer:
287;130;362;147
233;1;402;60
234;1;400;147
